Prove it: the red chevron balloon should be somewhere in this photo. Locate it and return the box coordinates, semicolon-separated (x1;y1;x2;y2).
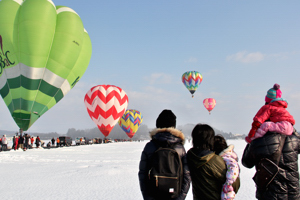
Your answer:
84;85;129;137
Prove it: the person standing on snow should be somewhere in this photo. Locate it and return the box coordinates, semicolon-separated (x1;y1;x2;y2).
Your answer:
51;137;55;146
24;134;30;150
241;83;299;199
138;109;191;200
56;137;60;147
30;136;34;148
12;136;16;150
35;136;41;148
14;136;19;151
187;124;240;200
1;135;8;151
18;134;24;150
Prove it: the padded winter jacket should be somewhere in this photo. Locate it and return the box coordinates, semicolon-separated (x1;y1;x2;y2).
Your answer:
187;148;240;200
242;131;300;200
138;128;191;200
253;100;295;125
219;145;240;199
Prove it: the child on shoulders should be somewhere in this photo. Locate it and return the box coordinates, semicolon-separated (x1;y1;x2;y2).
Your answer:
246;84;295;143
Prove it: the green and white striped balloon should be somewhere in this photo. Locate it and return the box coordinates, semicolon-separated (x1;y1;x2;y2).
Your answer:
0;0;92;130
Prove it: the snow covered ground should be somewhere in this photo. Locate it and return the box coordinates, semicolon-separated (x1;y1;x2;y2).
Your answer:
0;139;277;200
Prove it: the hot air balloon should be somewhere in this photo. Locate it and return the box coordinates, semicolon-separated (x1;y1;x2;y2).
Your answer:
182;71;203;97
0;0;92;130
84;85;129;137
118;109;143;139
203;98;216;114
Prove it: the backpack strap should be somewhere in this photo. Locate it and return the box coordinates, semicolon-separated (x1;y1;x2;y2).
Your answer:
152;138;176;149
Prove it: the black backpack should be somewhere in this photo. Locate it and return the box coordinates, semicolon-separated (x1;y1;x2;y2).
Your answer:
148;142;183;199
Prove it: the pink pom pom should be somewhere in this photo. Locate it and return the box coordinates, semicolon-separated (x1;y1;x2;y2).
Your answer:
273;83;280;90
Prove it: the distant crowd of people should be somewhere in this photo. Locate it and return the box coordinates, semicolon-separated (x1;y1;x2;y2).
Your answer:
0;130;141;152
0;129;43;151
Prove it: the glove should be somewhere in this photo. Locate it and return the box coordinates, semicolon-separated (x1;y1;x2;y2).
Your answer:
221;183;236;200
223;183;234;193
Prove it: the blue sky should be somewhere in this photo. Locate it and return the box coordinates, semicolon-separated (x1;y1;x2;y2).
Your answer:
1;0;300;136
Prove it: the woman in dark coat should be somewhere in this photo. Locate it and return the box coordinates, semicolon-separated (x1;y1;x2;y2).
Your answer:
242;130;300;200
187;124;240;200
138;109;191;200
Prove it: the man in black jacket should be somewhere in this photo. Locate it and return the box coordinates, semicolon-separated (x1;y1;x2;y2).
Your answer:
138;109;191;200
242;130;300;200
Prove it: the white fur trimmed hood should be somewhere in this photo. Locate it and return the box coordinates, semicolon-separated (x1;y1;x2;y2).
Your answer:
149;127;185;145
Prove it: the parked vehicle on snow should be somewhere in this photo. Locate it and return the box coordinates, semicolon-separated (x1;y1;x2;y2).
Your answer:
75;137;85;145
59;136;72;146
85;138;93;145
94;138;102;144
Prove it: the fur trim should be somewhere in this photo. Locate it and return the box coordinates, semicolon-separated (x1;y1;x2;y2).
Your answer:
219;144;234;157
149;127;185;144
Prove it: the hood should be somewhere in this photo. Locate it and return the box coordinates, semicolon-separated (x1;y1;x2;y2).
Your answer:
219;144;239;161
187;148;215;168
149;127;185;145
219;144;234;157
269;99;288;108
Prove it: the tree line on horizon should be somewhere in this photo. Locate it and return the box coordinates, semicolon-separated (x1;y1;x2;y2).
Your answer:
0;124;245;140
65;124;244;140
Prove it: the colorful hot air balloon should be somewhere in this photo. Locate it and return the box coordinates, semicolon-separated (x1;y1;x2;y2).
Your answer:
84;85;129;137
203;98;216;114
0;0;92;130
118;109;143;139
182;71;203;97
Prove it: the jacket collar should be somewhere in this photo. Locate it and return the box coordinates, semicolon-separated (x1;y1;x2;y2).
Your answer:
149;127;185;144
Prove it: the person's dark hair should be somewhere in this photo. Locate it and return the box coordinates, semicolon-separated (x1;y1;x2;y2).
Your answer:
213;135;228;155
191;124;215;150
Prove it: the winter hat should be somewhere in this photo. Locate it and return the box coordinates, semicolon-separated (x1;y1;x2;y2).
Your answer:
156;109;176;128
265;83;282;103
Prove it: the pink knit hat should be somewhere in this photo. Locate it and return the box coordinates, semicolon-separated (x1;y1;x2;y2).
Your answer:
265;83;282;103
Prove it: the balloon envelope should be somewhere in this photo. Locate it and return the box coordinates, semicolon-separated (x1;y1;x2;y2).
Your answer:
203;98;216;114
0;0;92;130
84;85;129;137
118;109;143;138
182;71;203;97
